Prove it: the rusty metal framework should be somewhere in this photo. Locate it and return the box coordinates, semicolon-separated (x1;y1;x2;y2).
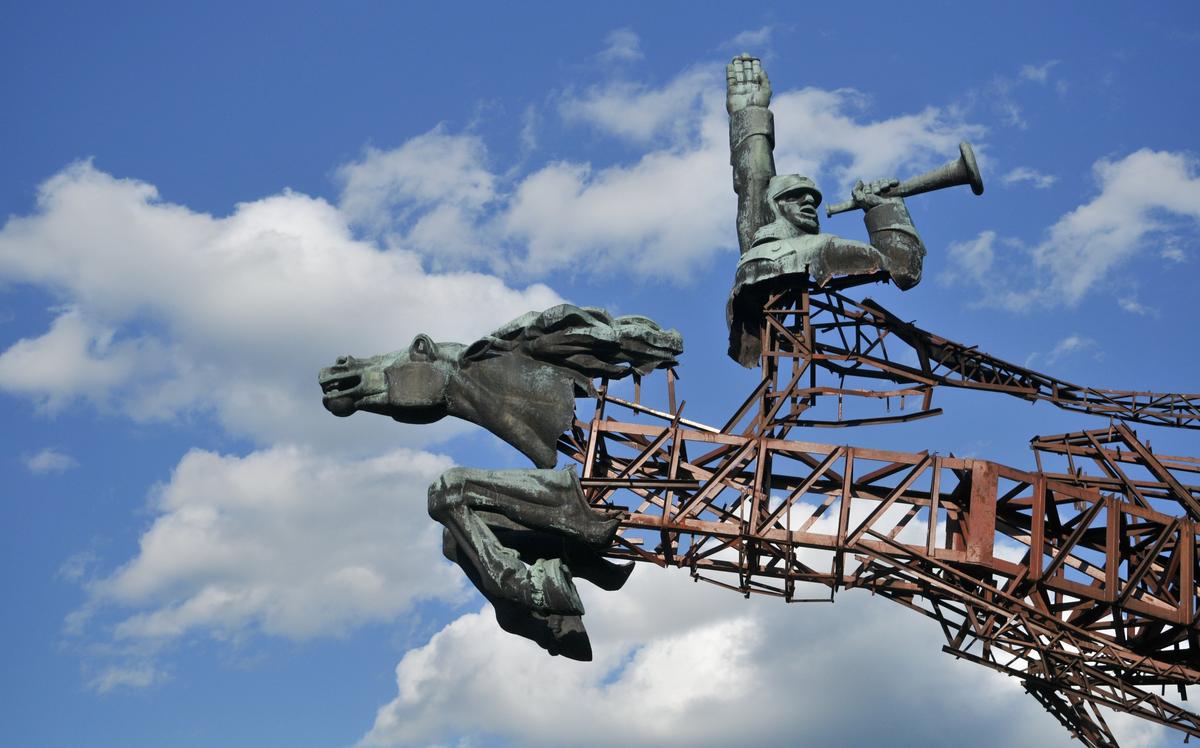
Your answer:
561;285;1200;747
755;280;1200;429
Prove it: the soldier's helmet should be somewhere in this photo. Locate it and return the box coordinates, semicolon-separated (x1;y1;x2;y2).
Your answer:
767;174;822;206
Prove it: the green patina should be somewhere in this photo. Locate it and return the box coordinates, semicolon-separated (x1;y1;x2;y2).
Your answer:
725;54;927;366
318;304;681;660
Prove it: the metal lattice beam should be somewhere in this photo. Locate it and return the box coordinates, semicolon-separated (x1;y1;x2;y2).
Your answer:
560;287;1200;746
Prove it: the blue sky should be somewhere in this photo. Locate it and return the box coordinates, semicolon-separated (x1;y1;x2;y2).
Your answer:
3;3;1200;746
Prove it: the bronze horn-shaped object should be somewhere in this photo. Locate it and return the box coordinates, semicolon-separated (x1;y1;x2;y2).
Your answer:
826;141;984;217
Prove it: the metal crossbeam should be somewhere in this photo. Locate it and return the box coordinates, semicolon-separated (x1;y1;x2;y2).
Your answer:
560;288;1200;747
769;288;1200;429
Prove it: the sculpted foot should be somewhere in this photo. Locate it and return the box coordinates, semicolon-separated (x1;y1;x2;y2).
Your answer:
578;557;634;592
573;513;620;549
563;476;622;548
529;558;585;616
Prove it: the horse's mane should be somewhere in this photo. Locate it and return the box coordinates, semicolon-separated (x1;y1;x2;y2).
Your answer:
461;304;683;380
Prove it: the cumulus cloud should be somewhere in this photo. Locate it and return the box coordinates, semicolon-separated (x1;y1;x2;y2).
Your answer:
1002;166;1057;189
359;493;1168;747
501;144;731;277
952;149;1200;310
558;67;714;143
0;161;562;449
769;88;984;194
332;67;981;281
359;566;1130;748
337;129;502;269
77;445;463;644
0;309;156;412
0;59;1002;716
1033;149;1200;303
4;162;520;672
23;447;79;474
4;65;986;572
530;71;977;277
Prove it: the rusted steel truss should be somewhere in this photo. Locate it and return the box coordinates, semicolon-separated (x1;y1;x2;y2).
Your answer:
559;288;1200;747
764;284;1200;429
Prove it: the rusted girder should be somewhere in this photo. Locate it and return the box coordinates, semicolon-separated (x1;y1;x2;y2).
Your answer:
758;287;1200;430
562;292;1200;745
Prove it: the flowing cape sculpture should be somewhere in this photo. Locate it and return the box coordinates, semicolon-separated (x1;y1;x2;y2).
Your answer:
319;304;683;659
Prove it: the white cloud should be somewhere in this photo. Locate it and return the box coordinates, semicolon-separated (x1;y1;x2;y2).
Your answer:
79;445;463;644
558;67;714;143
519;104;539;153
359;566;1111;748
597;28;642;63
360;491;1173;747
0;308;156;412
58;550;99;583
89;662;166;693
943;229;996;285
1045;333;1097;363
963;62;1061;131
769;87;983;193
0;161;562;449
942;230;1040;310
1002;166;1057;189
1162;242;1187;263
508;70;981;279
325;65;983;283
1025;333;1099;370
501;143;731;278
725;26;774;51
953;149;1200;310
23;447;79;474
336;130;503;270
1019;60;1060;84
1034;149;1200;304
1119;296;1154;315
337;130;497;232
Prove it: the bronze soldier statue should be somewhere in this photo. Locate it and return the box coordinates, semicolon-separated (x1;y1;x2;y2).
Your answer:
725;54;927;367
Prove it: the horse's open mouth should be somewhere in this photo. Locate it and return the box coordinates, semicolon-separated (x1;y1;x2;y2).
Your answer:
321;374;361;395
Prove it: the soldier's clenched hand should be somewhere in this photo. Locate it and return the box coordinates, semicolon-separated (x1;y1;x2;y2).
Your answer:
852;177;901;211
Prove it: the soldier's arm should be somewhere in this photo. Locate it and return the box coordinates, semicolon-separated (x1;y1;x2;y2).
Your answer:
853;178;927;290
727;55;776;255
819;179;926;289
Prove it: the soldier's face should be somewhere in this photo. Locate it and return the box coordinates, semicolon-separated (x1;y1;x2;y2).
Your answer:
777;191;820;234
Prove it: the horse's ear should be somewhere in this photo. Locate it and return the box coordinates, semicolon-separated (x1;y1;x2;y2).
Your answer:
461;338;493;364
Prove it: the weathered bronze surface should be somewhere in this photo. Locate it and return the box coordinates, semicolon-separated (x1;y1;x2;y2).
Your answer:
320;304;681;658
726;54;940;367
824;140;984;217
